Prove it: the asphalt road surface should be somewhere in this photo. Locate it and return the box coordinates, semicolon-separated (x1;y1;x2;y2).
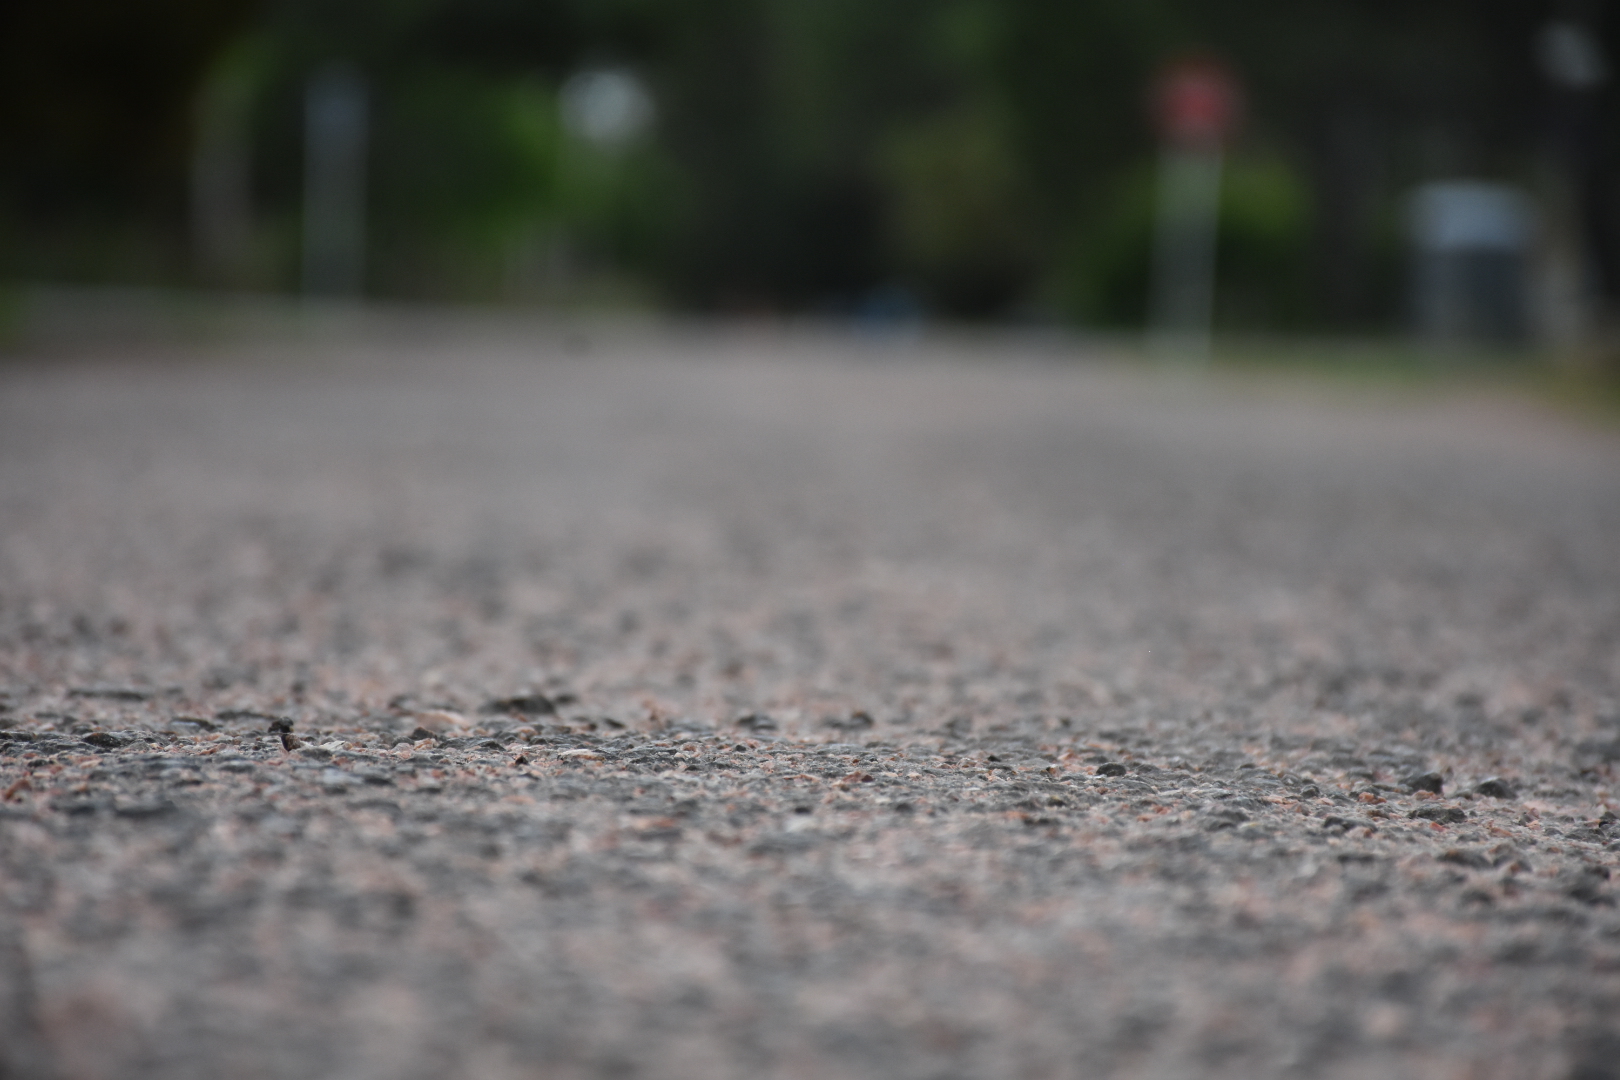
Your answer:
2;321;1618;1080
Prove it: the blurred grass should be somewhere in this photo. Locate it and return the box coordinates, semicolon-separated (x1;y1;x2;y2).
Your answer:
1205;334;1620;427
1529;366;1620;428
0;282;663;358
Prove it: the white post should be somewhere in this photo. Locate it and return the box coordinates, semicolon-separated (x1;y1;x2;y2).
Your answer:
302;63;368;299
1534;20;1609;357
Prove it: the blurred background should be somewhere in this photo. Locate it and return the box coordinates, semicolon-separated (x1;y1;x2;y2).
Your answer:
1;0;1616;350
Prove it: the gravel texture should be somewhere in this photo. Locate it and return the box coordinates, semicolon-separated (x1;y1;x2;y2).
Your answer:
2;324;1619;1080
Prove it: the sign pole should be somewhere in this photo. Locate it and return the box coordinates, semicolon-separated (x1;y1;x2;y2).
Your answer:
1148;57;1240;364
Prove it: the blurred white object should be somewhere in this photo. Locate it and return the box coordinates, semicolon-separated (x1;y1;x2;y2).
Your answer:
1537;21;1608;91
1408;182;1535;344
560;67;654;149
1410;183;1533;253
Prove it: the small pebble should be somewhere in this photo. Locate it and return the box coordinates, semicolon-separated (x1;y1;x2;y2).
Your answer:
1403;772;1445;795
412;710;471;734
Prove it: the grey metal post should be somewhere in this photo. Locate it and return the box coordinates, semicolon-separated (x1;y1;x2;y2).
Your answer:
302;63;369;299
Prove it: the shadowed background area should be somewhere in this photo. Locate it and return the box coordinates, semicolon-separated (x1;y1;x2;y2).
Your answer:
2;0;1617;334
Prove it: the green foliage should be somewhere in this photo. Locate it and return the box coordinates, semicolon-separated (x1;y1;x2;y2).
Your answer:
1051;162;1158;328
1213;153;1313;327
365;75;559;297
375;76;555;238
1053;150;1312;328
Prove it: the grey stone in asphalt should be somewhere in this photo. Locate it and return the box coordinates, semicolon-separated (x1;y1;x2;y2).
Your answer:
0;323;1618;1079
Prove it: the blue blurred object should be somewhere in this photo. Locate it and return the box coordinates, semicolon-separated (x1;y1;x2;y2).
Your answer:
855;284;924;339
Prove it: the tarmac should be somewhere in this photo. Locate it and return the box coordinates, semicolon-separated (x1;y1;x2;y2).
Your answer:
1;319;1617;1079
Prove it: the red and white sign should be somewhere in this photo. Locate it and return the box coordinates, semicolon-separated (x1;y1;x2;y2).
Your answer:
1153;57;1241;150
